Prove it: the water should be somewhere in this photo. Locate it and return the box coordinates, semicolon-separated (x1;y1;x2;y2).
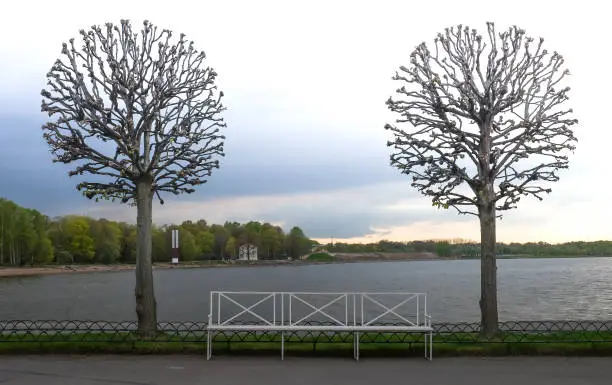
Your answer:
1;257;612;322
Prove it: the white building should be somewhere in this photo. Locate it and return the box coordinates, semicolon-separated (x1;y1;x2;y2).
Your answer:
238;244;258;261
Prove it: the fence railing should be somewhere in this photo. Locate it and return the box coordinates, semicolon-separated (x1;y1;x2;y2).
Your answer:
1;320;612;344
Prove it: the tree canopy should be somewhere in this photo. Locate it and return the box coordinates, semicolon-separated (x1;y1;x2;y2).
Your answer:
325;239;612;258
386;23;577;216
0;198;314;266
41;19;225;205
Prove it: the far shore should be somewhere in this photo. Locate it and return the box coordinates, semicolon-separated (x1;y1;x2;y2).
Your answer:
0;256;451;278
1;253;609;278
0;261;293;278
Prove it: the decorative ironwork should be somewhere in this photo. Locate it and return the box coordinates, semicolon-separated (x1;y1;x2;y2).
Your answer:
1;320;611;344
208;291;431;328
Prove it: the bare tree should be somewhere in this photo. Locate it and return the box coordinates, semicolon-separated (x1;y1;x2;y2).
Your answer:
41;20;226;335
385;22;577;336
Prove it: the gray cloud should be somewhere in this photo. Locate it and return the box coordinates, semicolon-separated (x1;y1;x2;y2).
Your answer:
257;200;467;238
265;209;448;239
74;179;460;239
0;112;404;217
0;110;591;242
163;181;463;238
0;168;75;214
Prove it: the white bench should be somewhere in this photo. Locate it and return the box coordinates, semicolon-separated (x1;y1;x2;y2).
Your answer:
206;291;433;360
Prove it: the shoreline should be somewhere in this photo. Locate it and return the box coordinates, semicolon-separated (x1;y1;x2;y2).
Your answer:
0;258;451;278
0;261;291;278
1;254;609;278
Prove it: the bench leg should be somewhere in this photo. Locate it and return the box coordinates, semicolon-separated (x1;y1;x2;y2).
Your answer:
423;331;432;361
353;332;356;360
281;331;285;361
429;330;433;361
355;332;360;361
207;330;212;360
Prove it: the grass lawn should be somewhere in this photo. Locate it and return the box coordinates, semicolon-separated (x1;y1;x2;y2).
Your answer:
1;330;612;356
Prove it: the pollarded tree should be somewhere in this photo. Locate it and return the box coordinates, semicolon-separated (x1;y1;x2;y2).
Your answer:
385;23;577;336
41;20;226;335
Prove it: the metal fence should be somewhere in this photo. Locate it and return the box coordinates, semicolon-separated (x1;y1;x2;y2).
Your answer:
1;320;612;344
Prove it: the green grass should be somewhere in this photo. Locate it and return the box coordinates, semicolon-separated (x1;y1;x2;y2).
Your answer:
2;331;612;356
306;252;335;262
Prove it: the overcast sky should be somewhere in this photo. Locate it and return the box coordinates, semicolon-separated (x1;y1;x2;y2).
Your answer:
0;0;609;243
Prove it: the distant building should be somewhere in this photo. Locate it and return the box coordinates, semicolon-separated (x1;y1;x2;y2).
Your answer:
311;245;326;253
238;244;258;261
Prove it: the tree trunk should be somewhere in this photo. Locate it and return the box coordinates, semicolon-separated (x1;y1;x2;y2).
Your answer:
478;194;499;338
135;176;157;337
1;212;4;266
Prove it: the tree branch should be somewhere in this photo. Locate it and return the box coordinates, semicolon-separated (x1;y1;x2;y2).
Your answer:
41;20;226;205
386;22;577;214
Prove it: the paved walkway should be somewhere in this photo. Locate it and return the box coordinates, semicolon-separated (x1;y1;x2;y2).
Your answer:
0;355;610;384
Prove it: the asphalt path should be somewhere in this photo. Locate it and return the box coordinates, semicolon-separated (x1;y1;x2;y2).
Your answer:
0;355;609;384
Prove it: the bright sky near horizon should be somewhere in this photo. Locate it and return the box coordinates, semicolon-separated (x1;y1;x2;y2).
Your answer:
0;0;609;244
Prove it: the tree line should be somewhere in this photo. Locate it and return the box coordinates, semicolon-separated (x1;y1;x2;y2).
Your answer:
327;240;612;258
0;198;314;266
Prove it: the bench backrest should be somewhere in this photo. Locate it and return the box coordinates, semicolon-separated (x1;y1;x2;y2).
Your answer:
208;291;429;328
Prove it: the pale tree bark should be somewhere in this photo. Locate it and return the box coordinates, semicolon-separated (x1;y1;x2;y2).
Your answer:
477;120;499;336
135;176;157;335
478;193;498;337
1;212;4;266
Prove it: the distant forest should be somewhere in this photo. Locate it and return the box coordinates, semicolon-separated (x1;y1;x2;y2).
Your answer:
1;197;610;267
326;239;612;258
0;198;314;266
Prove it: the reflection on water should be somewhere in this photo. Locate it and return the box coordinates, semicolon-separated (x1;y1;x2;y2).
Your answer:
0;257;611;322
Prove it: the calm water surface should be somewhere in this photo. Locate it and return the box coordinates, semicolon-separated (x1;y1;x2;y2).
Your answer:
1;257;611;322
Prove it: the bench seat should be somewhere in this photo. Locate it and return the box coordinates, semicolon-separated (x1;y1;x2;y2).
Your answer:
208;324;433;332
